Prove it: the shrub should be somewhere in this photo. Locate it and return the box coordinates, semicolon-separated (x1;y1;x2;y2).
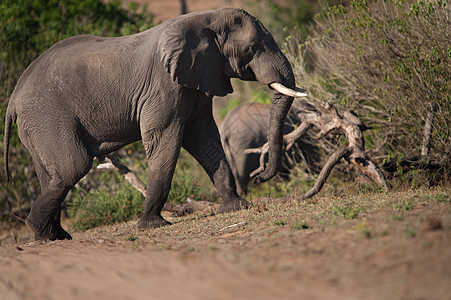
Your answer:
68;185;144;231
286;0;450;172
169;152;214;204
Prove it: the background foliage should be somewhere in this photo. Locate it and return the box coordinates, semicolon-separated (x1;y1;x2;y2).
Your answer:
285;0;450;179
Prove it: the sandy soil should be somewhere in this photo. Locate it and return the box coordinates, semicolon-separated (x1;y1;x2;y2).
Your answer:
129;0;249;22
0;240;332;300
1;191;450;300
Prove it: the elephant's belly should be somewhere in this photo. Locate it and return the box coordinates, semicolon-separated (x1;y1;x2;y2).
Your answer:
89;138;141;157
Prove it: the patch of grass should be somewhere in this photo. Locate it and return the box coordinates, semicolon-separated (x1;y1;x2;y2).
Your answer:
395;199;415;211
333;205;360;220
405;228;416;238
390;213;404;221
169;166;209;204
434;193;451;203
318;218;327;225
357;221;371;238
126;234;137;241
68;185;144;231
292;221;310;230
274;220;286;226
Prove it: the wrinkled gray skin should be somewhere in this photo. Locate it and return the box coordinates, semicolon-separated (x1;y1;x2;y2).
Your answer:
220;103;318;196
4;8;296;240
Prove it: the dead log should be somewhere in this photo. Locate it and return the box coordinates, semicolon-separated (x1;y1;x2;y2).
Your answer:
245;100;387;200
300;147;352;200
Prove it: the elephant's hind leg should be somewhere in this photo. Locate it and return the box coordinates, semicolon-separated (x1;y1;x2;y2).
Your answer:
25;187;73;240
23;132;93;240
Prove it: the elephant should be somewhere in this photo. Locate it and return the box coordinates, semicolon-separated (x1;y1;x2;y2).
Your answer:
219;102;319;196
3;8;307;240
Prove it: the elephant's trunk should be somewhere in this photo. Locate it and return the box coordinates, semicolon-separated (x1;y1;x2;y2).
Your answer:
254;89;294;184
249;47;307;184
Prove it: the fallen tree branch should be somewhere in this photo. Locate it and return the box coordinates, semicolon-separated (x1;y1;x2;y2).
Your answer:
245;101;387;200
300;147;352;200
219;221;247;232
98;155;147;197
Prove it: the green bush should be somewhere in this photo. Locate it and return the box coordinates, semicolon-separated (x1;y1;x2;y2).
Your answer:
68;185;144;231
0;0;154;97
248;0;344;45
286;0;450;181
170;164;212;204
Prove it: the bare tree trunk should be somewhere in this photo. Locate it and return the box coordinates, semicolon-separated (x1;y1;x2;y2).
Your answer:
180;0;188;15
421;102;437;157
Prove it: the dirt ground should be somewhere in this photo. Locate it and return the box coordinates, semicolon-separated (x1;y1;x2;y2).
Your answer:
130;0;248;22
1;189;450;300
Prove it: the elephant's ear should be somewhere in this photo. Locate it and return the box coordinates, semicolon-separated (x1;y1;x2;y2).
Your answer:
158;16;233;97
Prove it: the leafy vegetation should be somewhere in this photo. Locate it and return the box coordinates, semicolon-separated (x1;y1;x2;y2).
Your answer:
285;0;450;173
68;148;213;230
69;184;144;231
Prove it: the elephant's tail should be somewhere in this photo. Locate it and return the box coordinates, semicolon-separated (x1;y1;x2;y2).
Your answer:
4;105;16;182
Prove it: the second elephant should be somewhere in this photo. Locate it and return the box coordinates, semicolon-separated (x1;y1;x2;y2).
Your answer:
220;103;319;195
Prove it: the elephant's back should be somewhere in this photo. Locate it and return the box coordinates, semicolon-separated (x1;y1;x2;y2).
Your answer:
219;102;299;154
11;33;150;150
219;103;270;151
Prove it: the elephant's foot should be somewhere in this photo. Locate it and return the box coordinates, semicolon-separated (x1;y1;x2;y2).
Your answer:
219;197;250;213
25;216;72;241
137;215;172;229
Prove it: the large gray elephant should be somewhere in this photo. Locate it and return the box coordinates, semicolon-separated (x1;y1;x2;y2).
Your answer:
220;103;319;195
3;8;306;240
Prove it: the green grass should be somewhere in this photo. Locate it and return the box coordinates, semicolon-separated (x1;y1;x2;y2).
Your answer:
68;185;144;231
72;186;450;246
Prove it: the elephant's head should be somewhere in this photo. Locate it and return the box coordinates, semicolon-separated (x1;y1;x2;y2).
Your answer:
159;8;307;183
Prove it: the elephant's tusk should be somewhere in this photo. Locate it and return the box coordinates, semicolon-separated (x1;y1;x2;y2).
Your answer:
270;83;308;97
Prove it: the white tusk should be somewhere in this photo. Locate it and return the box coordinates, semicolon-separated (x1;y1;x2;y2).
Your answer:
270;82;308;97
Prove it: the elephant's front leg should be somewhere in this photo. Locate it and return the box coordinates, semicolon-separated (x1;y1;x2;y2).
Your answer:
182;116;249;213
137;125;182;229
